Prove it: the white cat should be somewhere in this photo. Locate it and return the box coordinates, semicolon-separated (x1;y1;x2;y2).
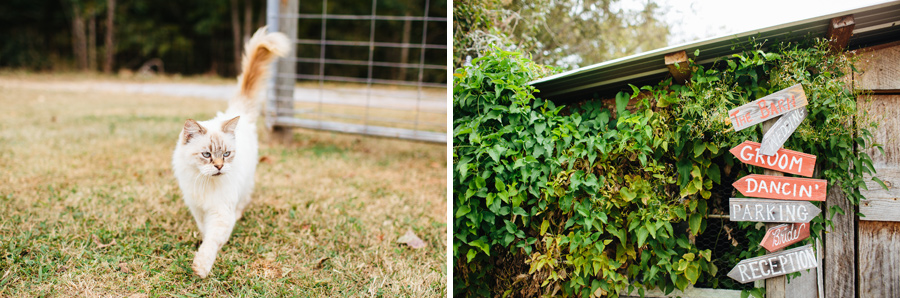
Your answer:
172;27;290;278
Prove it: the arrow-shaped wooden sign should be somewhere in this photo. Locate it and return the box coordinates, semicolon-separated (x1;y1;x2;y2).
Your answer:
728;84;808;132
727;244;817;284
760;223;810;253
729;141;816;177
733;174;826;201
759;106;808;156
729;198;821;223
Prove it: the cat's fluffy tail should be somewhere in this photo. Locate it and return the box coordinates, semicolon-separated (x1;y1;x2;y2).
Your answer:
228;27;291;122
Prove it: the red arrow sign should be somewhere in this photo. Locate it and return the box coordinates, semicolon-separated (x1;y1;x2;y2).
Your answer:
729;141;816;177
733;174;826;201
760;223;810;252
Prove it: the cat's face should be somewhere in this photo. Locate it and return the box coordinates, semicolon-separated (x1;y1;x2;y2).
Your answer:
180;116;240;177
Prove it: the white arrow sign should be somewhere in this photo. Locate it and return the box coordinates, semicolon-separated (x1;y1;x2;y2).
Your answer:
727;244;817;284
760;106;807;156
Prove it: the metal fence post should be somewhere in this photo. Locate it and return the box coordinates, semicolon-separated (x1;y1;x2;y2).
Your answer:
270;0;297;143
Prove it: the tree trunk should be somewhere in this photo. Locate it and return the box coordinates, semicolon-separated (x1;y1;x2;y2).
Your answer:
243;0;253;44
398;12;412;80
88;10;97;71
104;0;116;73
71;3;88;70
230;0;242;74
256;2;265;32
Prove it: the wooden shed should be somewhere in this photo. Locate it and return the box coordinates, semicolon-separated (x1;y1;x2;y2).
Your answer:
528;2;900;297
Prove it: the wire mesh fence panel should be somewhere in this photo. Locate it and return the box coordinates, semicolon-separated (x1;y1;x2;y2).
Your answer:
266;0;447;143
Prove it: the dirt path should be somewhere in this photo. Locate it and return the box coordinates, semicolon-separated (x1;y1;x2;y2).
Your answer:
0;78;447;113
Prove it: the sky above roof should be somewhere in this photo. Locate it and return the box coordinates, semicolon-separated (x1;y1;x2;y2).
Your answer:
639;0;894;46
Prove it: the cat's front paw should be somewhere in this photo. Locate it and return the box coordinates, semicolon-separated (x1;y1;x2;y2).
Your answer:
192;251;215;278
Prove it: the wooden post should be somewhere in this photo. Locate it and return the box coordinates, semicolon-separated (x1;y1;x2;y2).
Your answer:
665;51;692;84
271;0;297;143
760;118;787;298
827;15;855;52
760;118;819;298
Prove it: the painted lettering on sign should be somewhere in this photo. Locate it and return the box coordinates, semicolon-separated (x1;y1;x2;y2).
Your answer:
728;198;821;223
760;223;810;253
733;174;827;201
729;141;816;177
727;244;817;283
728;84;808;132
760;107;808;156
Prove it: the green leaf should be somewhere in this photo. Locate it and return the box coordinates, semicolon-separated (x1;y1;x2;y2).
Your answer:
469;238;491;255
540;219;550;235
620;187;636;202
535;122;547;135
707;163;721;184
685;263;700;283
467;248;478;263
615;91;629;118
873;177;889;191
693;142;706;157
689;213;702;235
456;205;471;218
637;227;649;247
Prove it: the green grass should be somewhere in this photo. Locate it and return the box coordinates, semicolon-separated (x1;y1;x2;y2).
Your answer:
0;74;447;297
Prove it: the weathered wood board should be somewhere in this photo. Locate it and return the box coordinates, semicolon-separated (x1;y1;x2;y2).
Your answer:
761;223;810;253
859;221;900;297
760;107;807;156
729;141;816;177
824;182;855;298
729;198;821;223
858;95;900;221
854;41;900;91
727;244;817;284
728;84;808;131
733;174;826;201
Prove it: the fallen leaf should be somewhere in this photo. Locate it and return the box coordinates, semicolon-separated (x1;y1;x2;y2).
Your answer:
259;156;272;164
397;229;427;249
376;233;384;242
92;234;116;249
314;257;330;269
119;262;130;274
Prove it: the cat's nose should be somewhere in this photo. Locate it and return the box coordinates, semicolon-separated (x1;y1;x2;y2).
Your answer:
214;164;223;170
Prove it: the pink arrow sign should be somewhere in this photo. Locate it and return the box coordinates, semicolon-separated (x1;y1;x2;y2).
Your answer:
733;174;827;201
760;223;810;253
729;141;816;177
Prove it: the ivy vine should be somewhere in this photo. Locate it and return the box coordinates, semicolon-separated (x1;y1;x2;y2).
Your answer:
453;39;880;297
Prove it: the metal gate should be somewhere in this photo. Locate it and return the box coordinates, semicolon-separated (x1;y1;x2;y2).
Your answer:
265;0;447;143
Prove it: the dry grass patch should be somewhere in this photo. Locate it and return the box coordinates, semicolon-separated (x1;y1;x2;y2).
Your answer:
0;74;447;297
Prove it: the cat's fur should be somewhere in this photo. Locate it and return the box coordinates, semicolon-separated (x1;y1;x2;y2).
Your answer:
172;27;289;278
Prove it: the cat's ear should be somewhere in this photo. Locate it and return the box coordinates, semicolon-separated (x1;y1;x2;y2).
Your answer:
183;119;207;144
222;116;240;135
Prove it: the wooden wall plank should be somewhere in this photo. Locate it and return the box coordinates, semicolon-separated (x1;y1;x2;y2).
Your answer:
824;182;856;298
858;221;900;297
854;42;900;91
859;95;900;221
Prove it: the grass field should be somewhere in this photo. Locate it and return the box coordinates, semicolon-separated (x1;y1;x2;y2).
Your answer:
0;73;447;297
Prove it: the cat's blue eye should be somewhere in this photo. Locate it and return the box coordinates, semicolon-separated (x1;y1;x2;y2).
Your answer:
202;152;211;158
224;151;231;157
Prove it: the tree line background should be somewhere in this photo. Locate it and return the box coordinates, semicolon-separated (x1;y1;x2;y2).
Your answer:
454;0;670;70
0;0;447;84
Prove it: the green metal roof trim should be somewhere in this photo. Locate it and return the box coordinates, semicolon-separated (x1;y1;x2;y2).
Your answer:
529;1;900;102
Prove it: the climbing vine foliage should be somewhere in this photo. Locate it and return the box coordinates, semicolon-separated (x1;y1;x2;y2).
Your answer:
453;39;880;297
